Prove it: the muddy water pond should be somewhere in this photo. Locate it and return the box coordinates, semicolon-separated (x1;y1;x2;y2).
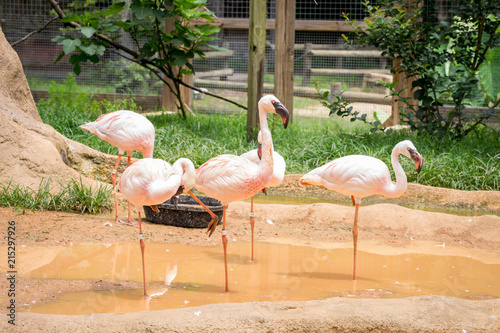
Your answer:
13;240;500;315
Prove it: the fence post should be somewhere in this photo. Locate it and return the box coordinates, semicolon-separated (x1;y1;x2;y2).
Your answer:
275;0;295;123
247;0;267;141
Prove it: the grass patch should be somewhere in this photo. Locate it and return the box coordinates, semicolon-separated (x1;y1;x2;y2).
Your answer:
37;94;499;192
0;178;112;214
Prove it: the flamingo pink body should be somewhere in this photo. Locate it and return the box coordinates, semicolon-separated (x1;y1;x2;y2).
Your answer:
80;110;155;224
299;140;423;280
196;153;273;205
115;158;174;208
80;110;155;158
115;157;212;296
195;95;290;292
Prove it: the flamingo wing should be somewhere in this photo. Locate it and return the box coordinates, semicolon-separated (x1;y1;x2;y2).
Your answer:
82;110;155;154
303;155;391;198
195;154;266;204
116;158;172;207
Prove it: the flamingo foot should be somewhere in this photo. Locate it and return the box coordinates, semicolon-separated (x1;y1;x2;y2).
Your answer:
207;215;220;237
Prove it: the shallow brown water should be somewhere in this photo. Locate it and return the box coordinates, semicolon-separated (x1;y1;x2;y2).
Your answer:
12;241;500;315
249;194;499;217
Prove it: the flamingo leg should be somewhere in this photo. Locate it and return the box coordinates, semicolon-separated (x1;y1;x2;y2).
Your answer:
126;155;133;223
138;211;148;296
250;196;255;262
222;205;229;292
116;154;138;226
187;191;219;236
352;203;359;281
111;153;123;224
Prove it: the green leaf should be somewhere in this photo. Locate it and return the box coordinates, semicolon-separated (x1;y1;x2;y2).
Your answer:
101;2;126;16
174;55;188;67
61;38;81;54
73;62;81;76
78;26;96;38
61;15;81;23
89;54;100;64
131;4;153;19
79;43;97;56
95;45;106;56
54;52;65;64
479;48;500;101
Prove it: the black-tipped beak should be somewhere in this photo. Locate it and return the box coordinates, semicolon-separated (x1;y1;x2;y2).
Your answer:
174;185;185;197
274;102;290;129
409;149;423;174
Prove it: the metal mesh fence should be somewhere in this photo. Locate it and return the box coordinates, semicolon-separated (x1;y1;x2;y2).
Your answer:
1;1;498;121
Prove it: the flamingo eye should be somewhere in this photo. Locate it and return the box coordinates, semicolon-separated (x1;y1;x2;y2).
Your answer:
271;100;275;104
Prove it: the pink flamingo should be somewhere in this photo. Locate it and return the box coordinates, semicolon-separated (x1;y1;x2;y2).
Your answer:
115;157;218;296
80;110;155;225
299;140;423;280
195;95;289;292
240;131;286;261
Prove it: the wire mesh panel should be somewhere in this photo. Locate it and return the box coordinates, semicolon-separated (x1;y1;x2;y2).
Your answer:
1;0;498;121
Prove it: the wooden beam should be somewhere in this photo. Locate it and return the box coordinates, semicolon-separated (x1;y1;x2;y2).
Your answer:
220;18;364;32
247;0;267;141
274;0;296;122
194;50;234;60
309;68;391;75
309;49;389;58
193;68;234;79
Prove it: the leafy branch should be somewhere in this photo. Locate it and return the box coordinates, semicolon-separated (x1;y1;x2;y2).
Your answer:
341;0;500;139
47;0;247;118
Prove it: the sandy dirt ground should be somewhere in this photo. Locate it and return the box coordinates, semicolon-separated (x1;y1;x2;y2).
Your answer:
0;176;499;332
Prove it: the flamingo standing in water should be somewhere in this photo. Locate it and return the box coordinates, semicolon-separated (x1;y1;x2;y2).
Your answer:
240;131;286;261
115;157;218;296
195;95;289;292
299;140;423;280
80;110;155;225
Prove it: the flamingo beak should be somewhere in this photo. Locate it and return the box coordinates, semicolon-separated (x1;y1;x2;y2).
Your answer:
409;149;423;174
174;185;185;197
257;143;263;160
273;102;290;129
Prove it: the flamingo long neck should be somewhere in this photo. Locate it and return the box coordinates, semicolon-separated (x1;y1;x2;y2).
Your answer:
257;104;274;183
383;146;408;198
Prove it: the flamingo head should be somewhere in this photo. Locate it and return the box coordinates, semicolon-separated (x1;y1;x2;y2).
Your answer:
399;140;423;174
173;158;196;193
258;95;290;129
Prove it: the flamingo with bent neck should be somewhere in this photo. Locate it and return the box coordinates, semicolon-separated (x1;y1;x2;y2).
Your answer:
80;110;155;225
240;130;286;261
195;95;289;292
299;140;423;280
115;157;218;296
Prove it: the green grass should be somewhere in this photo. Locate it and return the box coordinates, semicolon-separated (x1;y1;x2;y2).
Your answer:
0;178;112;214
37;97;500;192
